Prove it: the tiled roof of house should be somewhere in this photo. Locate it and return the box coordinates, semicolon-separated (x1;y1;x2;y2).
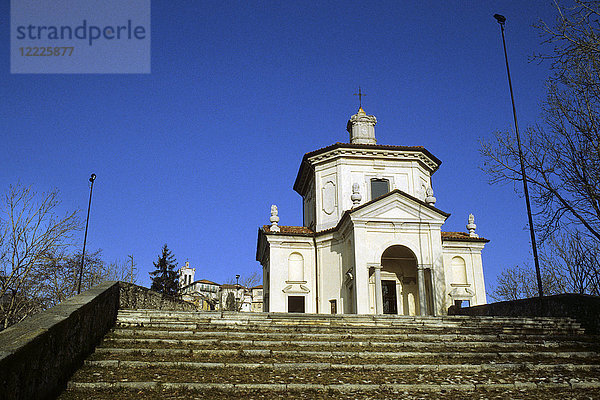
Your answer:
252;285;263;289
261;226;489;243
220;283;247;289
441;231;489;242
262;225;314;235
195;279;220;286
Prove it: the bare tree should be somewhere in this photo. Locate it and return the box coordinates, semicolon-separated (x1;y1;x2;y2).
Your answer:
38;249;140;313
226;271;262;288
105;254;138;284
42;249;105;308
482;1;600;243
0;184;139;330
0;185;80;329
543;231;600;295
490;263;565;301
483;1;600;299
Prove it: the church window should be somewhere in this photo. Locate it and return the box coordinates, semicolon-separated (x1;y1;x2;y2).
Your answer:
451;256;468;284
288;252;304;282
371;178;389;200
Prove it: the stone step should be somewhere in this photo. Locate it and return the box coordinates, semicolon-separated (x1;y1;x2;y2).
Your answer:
91;347;600;363
118;312;576;326
65;363;600;386
116;310;582;325
114;321;583;336
99;336;598;353
59;383;600;400
116;315;582;328
84;359;600;372
117;309;578;322
58;310;600;399
108;327;596;344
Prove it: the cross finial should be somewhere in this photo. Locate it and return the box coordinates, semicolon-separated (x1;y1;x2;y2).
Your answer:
353;87;366;108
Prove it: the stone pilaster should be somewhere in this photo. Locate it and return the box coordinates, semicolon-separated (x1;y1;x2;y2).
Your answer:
417;265;427;316
373;265;383;314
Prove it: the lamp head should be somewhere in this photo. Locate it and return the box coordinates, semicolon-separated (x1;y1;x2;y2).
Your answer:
494;14;506;25
89;173;96;182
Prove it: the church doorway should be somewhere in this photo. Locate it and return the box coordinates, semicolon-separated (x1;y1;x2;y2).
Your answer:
376;245;420;316
382;280;398;314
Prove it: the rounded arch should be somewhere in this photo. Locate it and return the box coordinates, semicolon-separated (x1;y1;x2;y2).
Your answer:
288;252;304;282
372;239;421;266
380;245;418;285
368;244;421;316
451;256;468;284
381;245;418;262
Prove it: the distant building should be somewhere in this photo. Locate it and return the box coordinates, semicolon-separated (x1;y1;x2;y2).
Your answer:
181;279;221;310
178;261;195;287
251;285;263;312
177;263;263;312
219;284;252;312
177;263;220;310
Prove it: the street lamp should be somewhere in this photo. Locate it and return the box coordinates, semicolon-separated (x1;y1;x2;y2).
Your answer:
494;14;544;297
77;173;96;294
235;274;240;311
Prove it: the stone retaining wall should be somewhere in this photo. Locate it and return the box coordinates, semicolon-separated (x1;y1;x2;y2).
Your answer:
0;281;195;400
449;293;600;334
118;282;196;311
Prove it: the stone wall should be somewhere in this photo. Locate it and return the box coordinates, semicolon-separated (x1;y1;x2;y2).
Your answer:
449;293;600;334
0;281;196;400
119;282;196;311
0;281;120;400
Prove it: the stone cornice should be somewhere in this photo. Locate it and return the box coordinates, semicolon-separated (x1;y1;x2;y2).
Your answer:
293;143;441;196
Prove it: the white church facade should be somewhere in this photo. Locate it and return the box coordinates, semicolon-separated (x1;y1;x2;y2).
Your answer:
256;107;488;316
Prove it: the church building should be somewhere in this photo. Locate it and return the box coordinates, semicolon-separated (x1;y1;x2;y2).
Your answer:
256;107;489;315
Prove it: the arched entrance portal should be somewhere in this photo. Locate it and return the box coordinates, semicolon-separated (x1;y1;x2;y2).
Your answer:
369;245;433;316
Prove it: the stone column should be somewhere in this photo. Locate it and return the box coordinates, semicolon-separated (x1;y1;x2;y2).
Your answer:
373;265;383;314
417;265;427;316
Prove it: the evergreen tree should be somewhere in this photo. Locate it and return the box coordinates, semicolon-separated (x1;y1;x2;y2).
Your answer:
149;244;178;295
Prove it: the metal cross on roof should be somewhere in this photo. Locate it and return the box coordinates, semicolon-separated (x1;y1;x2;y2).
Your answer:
353;87;366;108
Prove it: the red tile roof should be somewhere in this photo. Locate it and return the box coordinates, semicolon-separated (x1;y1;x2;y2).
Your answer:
262;225;488;242
220;283;247;289
252;285;263;289
441;231;489;242
195;279;220;285
262;225;314;235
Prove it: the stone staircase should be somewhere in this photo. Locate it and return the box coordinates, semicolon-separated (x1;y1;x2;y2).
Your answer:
59;310;600;399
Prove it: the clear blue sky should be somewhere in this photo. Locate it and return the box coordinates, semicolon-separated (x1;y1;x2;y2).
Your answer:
1;1;558;291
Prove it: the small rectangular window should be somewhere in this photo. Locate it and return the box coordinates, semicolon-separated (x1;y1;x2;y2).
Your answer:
371;179;389;200
454;300;470;309
288;296;305;313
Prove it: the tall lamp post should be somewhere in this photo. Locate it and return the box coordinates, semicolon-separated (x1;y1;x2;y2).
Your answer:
235;274;240;311
494;14;544;298
77;173;96;294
